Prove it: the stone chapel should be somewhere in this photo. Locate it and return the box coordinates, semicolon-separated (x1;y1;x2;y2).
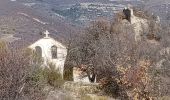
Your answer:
29;30;67;78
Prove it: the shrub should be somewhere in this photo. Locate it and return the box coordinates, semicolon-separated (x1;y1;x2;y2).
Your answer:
99;77;120;97
42;63;64;88
64;66;73;81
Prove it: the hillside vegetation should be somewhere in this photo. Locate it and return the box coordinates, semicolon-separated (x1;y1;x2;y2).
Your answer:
66;8;170;99
0;0;170;100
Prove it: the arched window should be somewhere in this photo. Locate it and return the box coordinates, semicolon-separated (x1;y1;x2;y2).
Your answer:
51;45;57;59
123;8;131;22
35;46;42;57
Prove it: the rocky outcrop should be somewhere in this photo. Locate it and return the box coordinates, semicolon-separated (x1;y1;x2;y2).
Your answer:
82;94;117;100
63;81;101;95
46;89;77;100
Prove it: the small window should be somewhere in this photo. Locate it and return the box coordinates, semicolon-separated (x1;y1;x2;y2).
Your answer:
51;45;57;59
35;46;42;57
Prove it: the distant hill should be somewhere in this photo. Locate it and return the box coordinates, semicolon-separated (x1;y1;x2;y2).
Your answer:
16;0;143;25
142;0;170;21
0;0;80;48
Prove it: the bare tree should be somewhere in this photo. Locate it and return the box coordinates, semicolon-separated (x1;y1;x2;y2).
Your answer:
0;41;46;100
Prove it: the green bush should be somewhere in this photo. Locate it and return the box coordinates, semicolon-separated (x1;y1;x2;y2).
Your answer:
28;62;65;88
43;63;65;88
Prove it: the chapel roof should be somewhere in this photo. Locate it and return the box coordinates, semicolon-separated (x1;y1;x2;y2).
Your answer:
29;30;66;48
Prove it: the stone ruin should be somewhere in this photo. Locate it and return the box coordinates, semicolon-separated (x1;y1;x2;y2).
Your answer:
122;7;161;42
